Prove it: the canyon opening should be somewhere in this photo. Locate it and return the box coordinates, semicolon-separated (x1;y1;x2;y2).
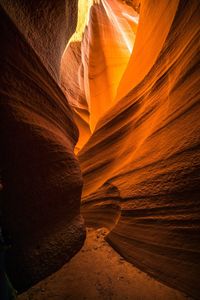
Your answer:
0;0;200;300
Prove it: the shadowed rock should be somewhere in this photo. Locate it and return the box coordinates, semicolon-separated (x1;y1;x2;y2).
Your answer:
0;0;85;292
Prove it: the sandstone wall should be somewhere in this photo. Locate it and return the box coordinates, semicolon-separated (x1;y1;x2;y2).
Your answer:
0;1;85;292
77;1;200;298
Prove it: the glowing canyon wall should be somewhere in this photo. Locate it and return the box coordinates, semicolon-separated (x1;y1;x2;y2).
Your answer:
62;0;200;298
0;0;200;299
61;0;139;152
0;0;85;292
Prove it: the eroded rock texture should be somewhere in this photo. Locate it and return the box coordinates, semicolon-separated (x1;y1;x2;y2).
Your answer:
61;0;138;152
63;0;200;298
0;0;85;292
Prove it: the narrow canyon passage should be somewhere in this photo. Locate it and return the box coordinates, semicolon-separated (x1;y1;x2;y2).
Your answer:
19;228;191;300
0;0;200;300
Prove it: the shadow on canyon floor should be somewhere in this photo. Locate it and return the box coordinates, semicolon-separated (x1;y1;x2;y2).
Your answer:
18;228;193;300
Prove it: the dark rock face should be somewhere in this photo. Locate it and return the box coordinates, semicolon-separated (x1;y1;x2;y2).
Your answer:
0;1;85;292
0;0;78;82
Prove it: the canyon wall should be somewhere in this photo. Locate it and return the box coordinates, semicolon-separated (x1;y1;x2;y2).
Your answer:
1;0;199;298
0;0;85;292
61;0;138;152
67;0;200;298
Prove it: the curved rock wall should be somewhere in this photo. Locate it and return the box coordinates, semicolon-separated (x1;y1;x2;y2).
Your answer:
1;0;199;298
61;40;91;153
61;0;138;152
74;0;200;298
0;0;78;82
0;0;85;292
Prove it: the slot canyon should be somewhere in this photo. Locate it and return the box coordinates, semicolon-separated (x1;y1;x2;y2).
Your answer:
0;0;200;299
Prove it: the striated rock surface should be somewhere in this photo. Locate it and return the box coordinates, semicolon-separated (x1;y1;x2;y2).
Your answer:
61;0;138;151
1;0;199;298
73;0;200;298
0;0;85;292
61;41;91;153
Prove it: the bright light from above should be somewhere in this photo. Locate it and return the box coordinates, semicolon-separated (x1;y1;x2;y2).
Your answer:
122;12;139;24
70;0;94;42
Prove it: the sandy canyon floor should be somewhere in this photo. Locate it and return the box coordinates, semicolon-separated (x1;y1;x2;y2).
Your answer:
19;228;193;300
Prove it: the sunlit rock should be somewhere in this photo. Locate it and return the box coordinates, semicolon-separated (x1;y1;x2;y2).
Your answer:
72;0;200;298
61;0;139;140
1;0;199;299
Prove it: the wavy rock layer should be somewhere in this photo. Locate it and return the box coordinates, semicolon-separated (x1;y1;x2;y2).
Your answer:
0;1;85;292
61;41;91;153
61;0;138;152
74;0;200;298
